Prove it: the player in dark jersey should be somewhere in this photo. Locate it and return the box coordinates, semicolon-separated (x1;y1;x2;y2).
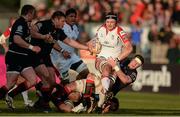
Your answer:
106;54;144;95
80;54;144;114
0;5;40;110
29;11;90;112
97;54;144;113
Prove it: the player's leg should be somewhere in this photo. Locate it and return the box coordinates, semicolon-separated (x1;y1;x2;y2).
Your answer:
4;72;19;110
95;58;113;92
8;67;37;99
33;64;53;111
71;59;89;80
0;72;19;100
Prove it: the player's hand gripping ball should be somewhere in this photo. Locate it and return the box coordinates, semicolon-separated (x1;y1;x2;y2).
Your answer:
88;38;102;56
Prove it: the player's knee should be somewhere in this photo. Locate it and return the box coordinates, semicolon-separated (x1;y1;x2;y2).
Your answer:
102;65;112;77
102;71;110;77
76;62;88;73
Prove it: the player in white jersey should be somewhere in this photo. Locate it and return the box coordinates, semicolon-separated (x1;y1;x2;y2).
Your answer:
50;8;89;84
89;12;133;93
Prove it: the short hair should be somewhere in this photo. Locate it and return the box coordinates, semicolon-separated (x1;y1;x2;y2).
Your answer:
51;11;65;19
105;12;118;21
134;54;144;64
65;8;77;16
103;97;119;112
21;5;35;16
109;97;119;111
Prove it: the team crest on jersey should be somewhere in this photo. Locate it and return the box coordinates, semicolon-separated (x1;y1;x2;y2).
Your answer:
16;25;23;33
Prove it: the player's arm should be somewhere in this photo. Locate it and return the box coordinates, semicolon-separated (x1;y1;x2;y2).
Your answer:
63;37;89;50
0;32;9;53
0;28;10;44
53;42;71;58
31;23;53;42
14;35;41;53
107;57;133;84
117;28;133;61
53;42;64;53
117;41;133;61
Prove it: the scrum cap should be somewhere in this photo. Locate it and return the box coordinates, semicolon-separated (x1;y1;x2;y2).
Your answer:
105;12;118;21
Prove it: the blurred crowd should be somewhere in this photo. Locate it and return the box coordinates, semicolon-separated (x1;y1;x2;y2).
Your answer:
0;0;180;64
35;0;180;26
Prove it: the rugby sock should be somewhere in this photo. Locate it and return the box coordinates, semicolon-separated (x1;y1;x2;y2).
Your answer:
50;84;69;107
0;86;8;99
40;87;52;103
51;89;64;108
101;77;110;92
8;82;28;98
83;79;95;98
21;90;29;105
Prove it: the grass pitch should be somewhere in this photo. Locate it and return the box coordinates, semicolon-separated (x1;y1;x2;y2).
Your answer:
0;91;180;116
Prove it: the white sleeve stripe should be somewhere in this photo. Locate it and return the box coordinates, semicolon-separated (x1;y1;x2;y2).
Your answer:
15;31;23;33
15;32;22;36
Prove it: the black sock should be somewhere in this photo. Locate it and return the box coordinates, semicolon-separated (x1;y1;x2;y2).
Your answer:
35;82;43;91
8;82;28;98
55;84;68;98
0;86;8;99
40;87;53;103
51;90;64;108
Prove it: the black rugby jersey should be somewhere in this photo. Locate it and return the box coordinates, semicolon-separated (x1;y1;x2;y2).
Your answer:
31;20;67;57
8;17;32;55
112;58;137;95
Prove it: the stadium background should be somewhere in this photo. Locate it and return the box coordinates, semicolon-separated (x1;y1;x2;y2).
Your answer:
0;0;179;115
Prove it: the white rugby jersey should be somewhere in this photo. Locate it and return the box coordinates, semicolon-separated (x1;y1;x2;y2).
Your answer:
58;23;79;52
50;23;80;73
96;24;129;59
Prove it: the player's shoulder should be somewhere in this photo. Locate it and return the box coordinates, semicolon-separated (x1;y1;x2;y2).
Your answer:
117;26;127;36
36;19;51;25
14;17;26;26
63;23;69;28
72;24;79;30
97;24;106;31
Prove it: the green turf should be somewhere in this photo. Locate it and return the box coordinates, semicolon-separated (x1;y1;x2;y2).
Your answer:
0;91;180;116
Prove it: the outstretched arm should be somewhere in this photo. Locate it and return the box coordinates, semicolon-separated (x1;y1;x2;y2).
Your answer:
63;37;89;50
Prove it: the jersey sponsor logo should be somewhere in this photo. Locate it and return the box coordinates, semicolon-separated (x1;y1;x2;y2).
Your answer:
120;30;126;36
